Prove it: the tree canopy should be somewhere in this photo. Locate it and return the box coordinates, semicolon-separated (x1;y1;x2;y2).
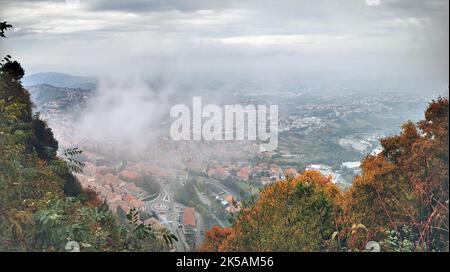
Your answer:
201;97;449;252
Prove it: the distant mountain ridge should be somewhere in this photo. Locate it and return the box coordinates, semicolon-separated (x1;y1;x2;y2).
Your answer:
26;84;92;106
22;72;97;89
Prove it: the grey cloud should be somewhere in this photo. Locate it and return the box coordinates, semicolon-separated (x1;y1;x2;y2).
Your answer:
383;0;449;16
83;0;449;21
0;0;447;91
4;0;447;18
85;0;233;12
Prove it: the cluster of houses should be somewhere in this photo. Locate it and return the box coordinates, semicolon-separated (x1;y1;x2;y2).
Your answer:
213;194;241;214
76;162;156;215
203;162;299;186
279;116;325;134
341;161;362;175
293;95;395;118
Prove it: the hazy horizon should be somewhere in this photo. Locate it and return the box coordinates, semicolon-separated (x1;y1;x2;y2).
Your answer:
0;0;448;93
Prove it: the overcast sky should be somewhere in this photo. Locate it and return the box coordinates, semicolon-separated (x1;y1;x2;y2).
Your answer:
0;0;448;91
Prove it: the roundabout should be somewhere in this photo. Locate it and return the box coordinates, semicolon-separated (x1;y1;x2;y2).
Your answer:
151;202;169;213
146;189;171;214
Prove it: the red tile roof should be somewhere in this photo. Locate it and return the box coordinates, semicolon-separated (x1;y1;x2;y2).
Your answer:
122;194;138;203
182;207;196;227
284;168;298;177
130;199;145;209
225;195;234;205
119;170;141;181
123;183;145;197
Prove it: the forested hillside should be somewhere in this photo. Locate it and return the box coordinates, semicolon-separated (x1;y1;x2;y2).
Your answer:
201;97;449;252
0;22;174;252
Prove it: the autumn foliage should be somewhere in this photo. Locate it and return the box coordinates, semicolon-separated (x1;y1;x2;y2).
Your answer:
345;97;449;251
202;171;343;252
201;97;449;252
199;226;233;252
